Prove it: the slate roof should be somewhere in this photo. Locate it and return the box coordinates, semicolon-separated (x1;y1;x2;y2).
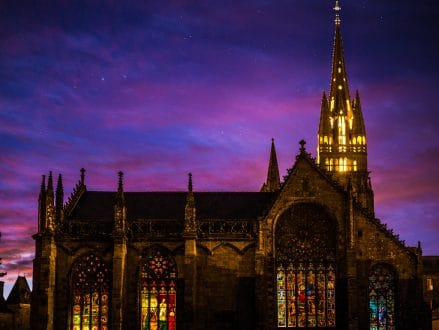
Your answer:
6;276;31;305
68;191;277;221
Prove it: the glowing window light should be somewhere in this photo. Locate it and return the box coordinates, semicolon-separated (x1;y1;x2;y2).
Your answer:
353;160;357;172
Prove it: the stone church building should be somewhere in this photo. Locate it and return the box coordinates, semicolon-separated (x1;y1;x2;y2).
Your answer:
31;3;431;330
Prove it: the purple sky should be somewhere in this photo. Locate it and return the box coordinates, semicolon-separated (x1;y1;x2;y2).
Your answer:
1;1;438;298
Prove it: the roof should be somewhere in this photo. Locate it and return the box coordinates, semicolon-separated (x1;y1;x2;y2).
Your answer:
6;276;31;305
423;256;439;273
68;191;277;221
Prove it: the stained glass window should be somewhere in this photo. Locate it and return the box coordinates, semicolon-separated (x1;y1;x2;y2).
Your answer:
140;249;177;330
71;253;110;330
369;265;396;330
275;203;337;328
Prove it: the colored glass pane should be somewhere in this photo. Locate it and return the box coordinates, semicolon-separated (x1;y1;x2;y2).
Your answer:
369;265;395;330
140;249;177;330
275;203;337;328
276;262;335;328
70;254;110;330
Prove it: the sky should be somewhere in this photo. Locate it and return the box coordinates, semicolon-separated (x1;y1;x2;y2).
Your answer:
0;0;438;298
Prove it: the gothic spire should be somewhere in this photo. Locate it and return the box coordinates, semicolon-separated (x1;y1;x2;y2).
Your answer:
318;91;331;136
184;173;197;238
316;1;373;212
262;139;280;192
46;171;54;198
80;168;85;186
55;174;64;222
38;175;46;233
116;171;125;204
352;90;366;135
45;172;55;231
329;0;351;117
188;172;193;193
114;171;126;236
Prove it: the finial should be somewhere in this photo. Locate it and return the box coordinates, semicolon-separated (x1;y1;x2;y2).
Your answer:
56;174;63;192
188;173;193;192
334;0;341;25
47;171;54;192
80;168;85;185
40;175;46;192
118;171;124;192
299;139;306;152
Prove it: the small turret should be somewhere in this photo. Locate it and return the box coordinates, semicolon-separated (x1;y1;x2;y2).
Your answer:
184;173;197;238
261;139;281;192
114;171;126;236
38;175;46;233
55;174;64;223
45;172;55;232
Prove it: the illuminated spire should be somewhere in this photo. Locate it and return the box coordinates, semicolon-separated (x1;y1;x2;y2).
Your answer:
329;0;350;115
318;91;331;136
316;1;373;212
317;1;368;174
334;0;341;25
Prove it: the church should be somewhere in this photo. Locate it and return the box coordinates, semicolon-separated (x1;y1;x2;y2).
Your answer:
30;2;431;330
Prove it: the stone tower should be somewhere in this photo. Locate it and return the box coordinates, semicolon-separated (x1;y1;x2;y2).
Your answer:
317;1;374;212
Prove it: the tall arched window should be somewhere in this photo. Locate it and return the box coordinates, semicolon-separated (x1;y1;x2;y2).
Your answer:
140;248;177;330
71;253;110;330
275;203;337;328
369;264;396;330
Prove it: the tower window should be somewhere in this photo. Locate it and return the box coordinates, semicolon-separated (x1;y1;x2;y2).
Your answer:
426;278;434;291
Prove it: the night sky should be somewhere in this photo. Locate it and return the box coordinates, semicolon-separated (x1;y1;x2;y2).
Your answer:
1;1;438;297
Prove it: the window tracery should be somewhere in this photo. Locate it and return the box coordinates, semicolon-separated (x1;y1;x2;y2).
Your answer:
71;253;110;330
140;248;177;330
275;203;336;328
369;264;396;330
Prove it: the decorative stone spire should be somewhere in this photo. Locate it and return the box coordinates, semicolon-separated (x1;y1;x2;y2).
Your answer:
299;139;306;153
45;172;55;232
55;174;64;223
319;91;331;135
80;168;85;185
116;171;125;203
184;173;197;238
262;139;281;192
114;171;126;236
38;175;46;233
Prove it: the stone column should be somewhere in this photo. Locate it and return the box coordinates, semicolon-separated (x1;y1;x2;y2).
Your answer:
30;233;57;330
111;238;127;330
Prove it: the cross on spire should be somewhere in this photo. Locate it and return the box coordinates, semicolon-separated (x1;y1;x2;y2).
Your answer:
334;0;341;25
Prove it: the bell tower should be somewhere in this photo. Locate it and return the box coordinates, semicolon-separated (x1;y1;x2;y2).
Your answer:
317;1;374;212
